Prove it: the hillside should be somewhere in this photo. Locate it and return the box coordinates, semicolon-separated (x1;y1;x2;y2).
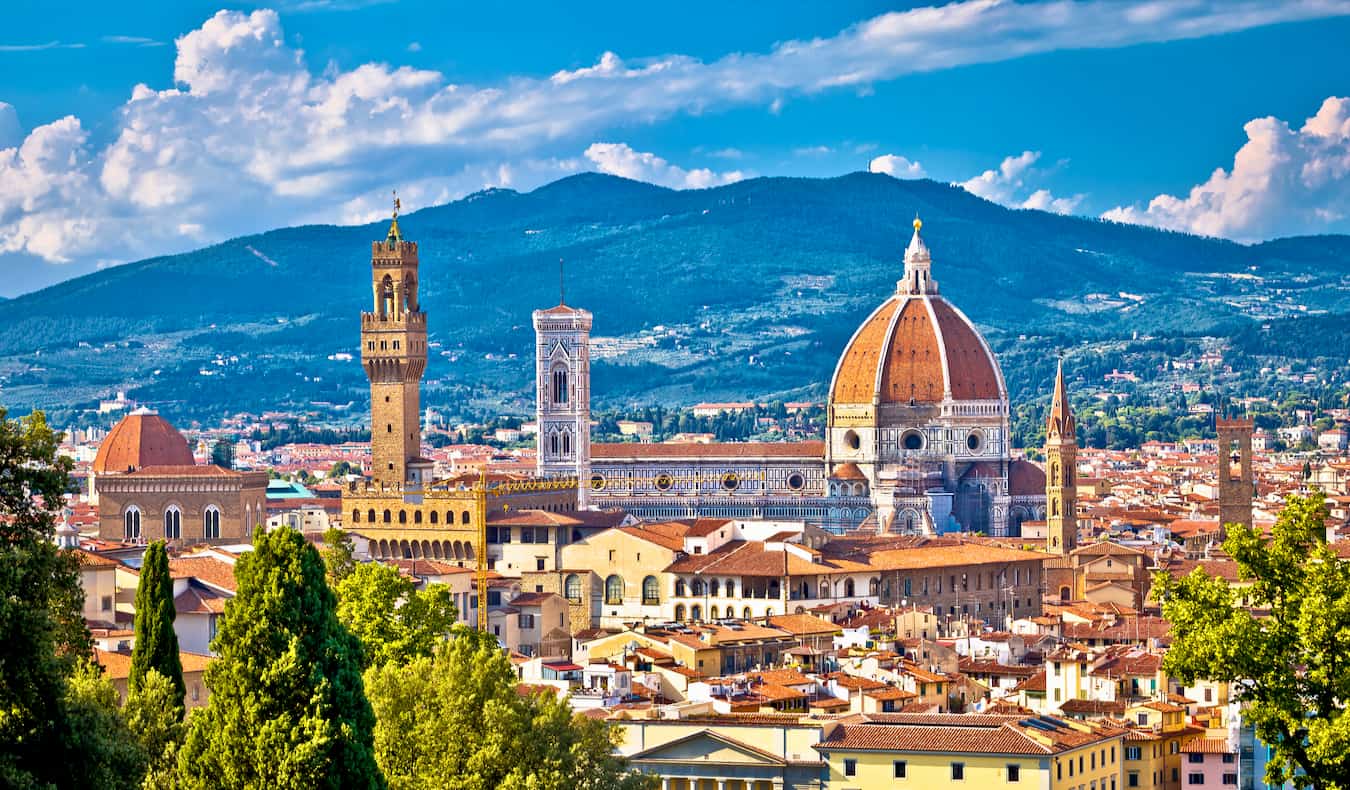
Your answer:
0;172;1347;425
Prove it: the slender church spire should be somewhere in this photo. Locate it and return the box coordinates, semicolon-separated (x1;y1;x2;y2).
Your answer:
1044;353;1077;555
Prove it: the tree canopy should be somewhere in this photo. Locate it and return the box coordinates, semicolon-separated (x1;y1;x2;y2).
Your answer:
1159;493;1350;790
335;561;456;669
130;540;185;708
178;527;384;789
364;626;652;790
0;408;92;787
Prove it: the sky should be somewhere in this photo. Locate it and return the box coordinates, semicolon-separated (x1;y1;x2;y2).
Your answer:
2;0;1350;296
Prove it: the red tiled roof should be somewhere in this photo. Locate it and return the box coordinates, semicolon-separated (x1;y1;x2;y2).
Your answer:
92;412;194;474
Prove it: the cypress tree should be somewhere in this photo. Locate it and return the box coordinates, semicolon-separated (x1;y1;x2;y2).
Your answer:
130;540;185;707
178;527;383;790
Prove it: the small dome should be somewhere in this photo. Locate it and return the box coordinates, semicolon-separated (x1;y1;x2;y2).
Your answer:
92;409;194;474
1008;459;1047;496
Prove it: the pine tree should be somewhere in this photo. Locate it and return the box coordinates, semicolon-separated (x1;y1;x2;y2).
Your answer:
130;540;185;708
178;527;384;789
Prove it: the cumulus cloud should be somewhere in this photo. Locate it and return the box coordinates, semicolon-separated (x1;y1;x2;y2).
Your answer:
869;154;925;178
584;143;745;189
957;151;1083;215
1103;96;1350;240
3;1;1348;267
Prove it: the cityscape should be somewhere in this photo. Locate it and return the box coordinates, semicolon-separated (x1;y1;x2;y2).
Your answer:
2;2;1350;789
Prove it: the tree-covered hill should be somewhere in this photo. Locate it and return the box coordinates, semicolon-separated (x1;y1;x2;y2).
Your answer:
0;172;1346;424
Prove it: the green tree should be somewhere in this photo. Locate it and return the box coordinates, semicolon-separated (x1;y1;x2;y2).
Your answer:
178;527;384;790
130;540;185;708
0;408;92;787
63;659;149;789
1159;493;1350;790
321;527;357;584
365;627;652;790
123;669;186;790
335;562;456;668
209;438;234;470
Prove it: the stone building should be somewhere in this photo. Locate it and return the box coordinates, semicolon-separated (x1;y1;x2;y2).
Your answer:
539;218;1046;536
93;409;266;545
1045;358;1079;555
342;206;577;562
1216;416;1254;532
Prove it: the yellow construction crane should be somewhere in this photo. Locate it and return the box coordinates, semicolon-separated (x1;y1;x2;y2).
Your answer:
471;467;768;631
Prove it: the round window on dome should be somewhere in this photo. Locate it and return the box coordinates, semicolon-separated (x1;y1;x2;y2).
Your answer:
967;430;984;454
902;431;924;451
787;473;805;491
844;430;861;451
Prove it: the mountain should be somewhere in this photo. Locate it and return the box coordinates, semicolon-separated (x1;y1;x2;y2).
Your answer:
1;172;1347;424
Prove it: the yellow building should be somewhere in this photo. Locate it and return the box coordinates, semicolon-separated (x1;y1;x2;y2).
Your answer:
815;712;1125;790
1123;701;1204;790
615;712;827;790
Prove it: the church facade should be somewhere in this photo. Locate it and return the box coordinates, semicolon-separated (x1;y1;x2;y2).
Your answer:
536;219;1047;536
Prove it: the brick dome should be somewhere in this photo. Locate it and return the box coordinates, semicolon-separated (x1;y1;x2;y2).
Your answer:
830;219;1004;407
829;294;1004;406
93;409;195;474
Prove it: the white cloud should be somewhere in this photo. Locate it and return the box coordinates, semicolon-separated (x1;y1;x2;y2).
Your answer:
103;35;166;47
584;143;745;189
869;154;925;178
1103;96;1350;240
0;41;85;52
3;2;1348;267
794;145;833;157
957;151;1083;215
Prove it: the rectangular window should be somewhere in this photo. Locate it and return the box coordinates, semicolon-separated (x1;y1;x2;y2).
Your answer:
893;760;906;779
843;759;856;777
1222;774;1237;785
1126;747;1141;761
1188;773;1204;785
1127;772;1139;788
1221;754;1234;764
1006;764;1020;782
951;762;964;781
535;557;546;571
101;595;113;612
1188;754;1203;764
518;614;534;628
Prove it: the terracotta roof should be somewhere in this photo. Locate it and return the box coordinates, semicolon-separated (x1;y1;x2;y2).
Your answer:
174;582;230;615
124;465;241;478
766;613;842;636
76;549;121;569
616;522;689;552
95;648;211;679
591;441;824;460
92;412;194;474
830;462;867;481
686;518;734;537
510;592;563;607
1008;459;1046;497
816;713;1118;755
1181;737;1234;754
928;299;1001;401
831;299;900;404
488;509;584;526
391;559;473;576
535;303;587;316
169;556;237;592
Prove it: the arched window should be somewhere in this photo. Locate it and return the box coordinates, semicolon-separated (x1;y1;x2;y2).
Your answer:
124;507;141;541
367;508;376;523
869;577;880;596
725;580;736;597
674;604;686;621
561;431;570;455
691;579;705;596
709;606;719;620
383;509;392;523
398;510;408;524
550;433;559;454
204;506;221;540
844;579;855;598
351;508;361;524
552;368;569;404
710;579;720;597
675;579;687;597
691;604;702;622
163;506;181;540
742;607;753;620
642;576;659;605
461;511;471;525
604;575;624;605
429;511;438;524
564;574;582;603
820;581;830;599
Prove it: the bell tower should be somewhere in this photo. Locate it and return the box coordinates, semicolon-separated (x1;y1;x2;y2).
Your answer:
533;267;592;507
1045;357;1077;555
360;196;427;489
1216;415;1254;533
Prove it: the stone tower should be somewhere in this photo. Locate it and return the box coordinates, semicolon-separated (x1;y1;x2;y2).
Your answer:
533;291;593;508
1045;357;1077;555
360;199;427;489
1216;415;1254;532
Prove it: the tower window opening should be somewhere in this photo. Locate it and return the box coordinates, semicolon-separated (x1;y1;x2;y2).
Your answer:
551;368;569;404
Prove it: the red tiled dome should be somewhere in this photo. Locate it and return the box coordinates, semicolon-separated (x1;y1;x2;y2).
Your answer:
92;410;194;474
830;294;1004;406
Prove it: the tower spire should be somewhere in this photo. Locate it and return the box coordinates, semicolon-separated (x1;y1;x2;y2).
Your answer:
387;190;403;243
1048;353;1072;436
898;215;937;296
1044;352;1078;555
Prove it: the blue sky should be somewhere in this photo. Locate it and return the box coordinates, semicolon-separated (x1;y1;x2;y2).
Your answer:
2;0;1350;295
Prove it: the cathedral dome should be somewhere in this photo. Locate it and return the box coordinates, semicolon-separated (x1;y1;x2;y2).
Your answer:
829;220;1004;406
93;408;195;474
